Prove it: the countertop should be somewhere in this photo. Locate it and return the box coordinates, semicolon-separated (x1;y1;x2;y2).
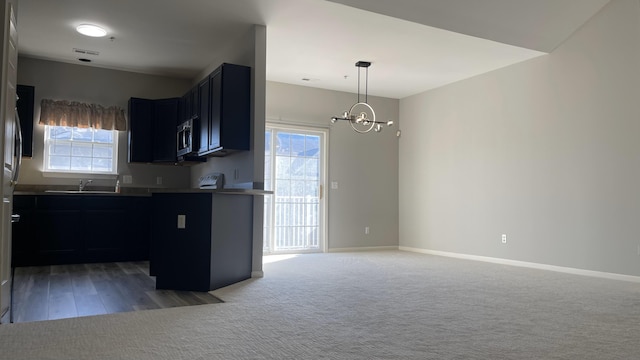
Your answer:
14;185;273;197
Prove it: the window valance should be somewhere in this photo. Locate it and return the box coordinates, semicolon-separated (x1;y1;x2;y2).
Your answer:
39;99;126;131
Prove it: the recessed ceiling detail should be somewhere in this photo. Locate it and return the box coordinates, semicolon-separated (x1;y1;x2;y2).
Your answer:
73;48;99;56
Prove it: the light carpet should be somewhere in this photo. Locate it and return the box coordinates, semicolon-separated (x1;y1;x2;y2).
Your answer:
1;250;640;359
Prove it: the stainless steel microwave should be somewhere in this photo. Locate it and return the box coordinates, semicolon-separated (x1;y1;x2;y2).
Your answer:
177;117;200;157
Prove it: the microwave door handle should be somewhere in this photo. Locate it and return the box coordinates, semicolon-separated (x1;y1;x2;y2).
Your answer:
11;110;22;187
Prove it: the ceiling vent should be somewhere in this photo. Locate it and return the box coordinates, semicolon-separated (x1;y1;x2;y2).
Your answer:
73;48;99;56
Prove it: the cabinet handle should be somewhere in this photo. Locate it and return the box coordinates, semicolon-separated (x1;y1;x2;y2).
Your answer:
319;184;323;200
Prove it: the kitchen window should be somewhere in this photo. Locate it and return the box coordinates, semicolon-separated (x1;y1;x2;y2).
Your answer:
43;126;118;174
39;99;126;175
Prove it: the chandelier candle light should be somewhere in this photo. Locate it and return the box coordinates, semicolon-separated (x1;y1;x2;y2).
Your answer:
331;61;393;133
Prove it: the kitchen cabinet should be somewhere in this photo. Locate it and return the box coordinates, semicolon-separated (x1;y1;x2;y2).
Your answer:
152;98;180;162
12;194;151;267
180;86;198;124
128;97;153;162
151;192;253;292
197;76;210;154
16;84;34;158
198;63;251;157
128;97;180;163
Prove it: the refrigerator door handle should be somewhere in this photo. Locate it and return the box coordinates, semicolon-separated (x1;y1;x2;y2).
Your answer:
10;110;22;187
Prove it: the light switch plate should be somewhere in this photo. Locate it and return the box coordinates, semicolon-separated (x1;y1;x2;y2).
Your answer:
122;175;132;184
177;215;186;229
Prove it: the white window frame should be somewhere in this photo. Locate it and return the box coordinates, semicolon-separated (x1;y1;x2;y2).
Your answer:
43;125;119;175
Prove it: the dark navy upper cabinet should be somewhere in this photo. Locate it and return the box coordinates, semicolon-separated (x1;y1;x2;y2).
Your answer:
198;63;251;157
16;84;34;158
152;98;180;162
180;86;198;124
197;76;210;155
128;97;179;163
128;97;153;163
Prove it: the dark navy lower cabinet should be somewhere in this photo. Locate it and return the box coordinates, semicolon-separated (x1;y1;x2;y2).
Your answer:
151;192;253;292
12;195;151;267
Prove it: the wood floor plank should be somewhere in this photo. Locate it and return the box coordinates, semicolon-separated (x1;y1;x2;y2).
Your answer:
49;273;73;296
74;294;107;317
145;289;190;308
112;274;160;310
14;272;50;322
91;277;133;314
48;292;77;320
116;262;143;275
71;274;98;296
173;291;215;306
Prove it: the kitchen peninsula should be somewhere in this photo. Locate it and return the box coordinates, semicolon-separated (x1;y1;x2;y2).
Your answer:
13;186;271;292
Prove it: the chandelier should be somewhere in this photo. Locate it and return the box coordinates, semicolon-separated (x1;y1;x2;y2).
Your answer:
331;61;393;133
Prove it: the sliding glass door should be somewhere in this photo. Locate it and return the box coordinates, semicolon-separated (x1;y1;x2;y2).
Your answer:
264;125;326;254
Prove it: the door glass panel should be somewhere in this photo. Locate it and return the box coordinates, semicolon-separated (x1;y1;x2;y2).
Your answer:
264;127;325;253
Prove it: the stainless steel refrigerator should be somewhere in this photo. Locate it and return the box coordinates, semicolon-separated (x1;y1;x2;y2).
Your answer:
0;0;20;325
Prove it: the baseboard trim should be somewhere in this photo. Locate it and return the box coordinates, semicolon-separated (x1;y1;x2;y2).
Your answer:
329;246;399;253
251;271;264;278
399;246;640;283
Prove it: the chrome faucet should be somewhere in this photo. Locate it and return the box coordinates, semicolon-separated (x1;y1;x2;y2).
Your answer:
79;179;92;191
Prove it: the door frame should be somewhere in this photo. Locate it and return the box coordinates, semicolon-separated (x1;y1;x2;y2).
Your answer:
264;122;328;254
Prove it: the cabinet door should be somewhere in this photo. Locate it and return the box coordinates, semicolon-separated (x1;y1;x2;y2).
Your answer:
16;84;34;158
128;97;154;163
12;195;36;267
201;63;250;156
219;64;250;152
152;98;179;162
197;77;210;154
36;196;83;265
190;86;199;119
208;68;222;151
179;93;187;125
84;197;127;262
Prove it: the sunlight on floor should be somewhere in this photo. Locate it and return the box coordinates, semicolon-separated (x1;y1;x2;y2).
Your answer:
262;254;299;264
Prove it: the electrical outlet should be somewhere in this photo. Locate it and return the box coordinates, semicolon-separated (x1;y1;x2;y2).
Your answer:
122;175;133;184
177;215;186;229
501;234;507;244
365;226;370;235
156;176;162;185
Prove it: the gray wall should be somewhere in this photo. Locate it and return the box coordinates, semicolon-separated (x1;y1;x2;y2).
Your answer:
189;25;267;275
16;56;192;189
266;81;399;251
399;0;640;276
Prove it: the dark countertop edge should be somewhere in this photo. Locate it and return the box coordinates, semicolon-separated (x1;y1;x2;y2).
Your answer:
152;188;274;196
15;189;273;197
14;191;152;197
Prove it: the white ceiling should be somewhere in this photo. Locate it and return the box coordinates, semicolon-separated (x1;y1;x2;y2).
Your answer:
16;0;610;99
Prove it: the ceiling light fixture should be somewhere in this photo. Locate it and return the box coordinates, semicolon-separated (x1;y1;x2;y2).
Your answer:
76;24;107;37
331;61;393;133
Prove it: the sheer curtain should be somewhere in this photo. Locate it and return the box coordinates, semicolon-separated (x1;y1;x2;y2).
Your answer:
39;99;126;131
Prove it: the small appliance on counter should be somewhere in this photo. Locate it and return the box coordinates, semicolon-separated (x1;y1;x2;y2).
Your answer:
198;173;224;190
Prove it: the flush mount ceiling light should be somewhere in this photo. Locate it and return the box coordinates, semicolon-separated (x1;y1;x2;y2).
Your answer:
76;24;107;37
331;61;393;133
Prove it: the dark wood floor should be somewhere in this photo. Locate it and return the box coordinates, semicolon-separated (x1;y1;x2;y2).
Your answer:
11;261;222;323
